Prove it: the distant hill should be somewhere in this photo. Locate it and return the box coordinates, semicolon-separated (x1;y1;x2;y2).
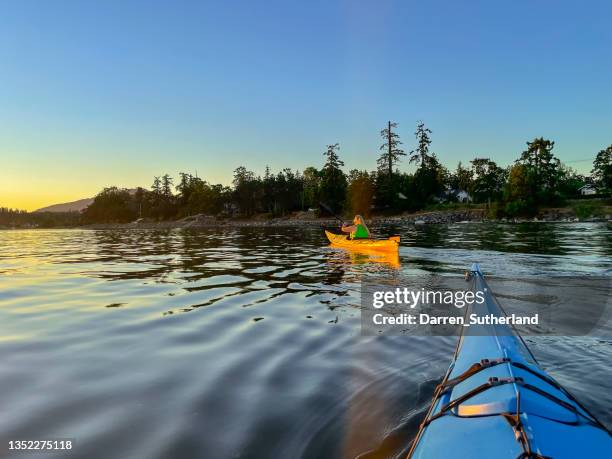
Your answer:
34;188;140;213
35;197;94;213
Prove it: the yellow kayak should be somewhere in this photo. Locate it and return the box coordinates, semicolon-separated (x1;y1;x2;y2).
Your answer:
324;230;400;253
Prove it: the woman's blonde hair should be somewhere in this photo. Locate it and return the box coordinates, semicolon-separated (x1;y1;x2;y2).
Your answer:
354;214;370;236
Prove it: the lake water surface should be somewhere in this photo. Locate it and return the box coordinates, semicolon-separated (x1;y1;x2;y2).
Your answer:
1;223;610;458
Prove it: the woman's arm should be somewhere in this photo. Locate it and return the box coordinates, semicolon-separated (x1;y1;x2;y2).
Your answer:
341;225;356;233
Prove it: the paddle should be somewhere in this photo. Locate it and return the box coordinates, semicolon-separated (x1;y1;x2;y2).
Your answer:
319;202;345;226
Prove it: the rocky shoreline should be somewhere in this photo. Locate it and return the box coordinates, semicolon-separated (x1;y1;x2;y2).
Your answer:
81;208;610;230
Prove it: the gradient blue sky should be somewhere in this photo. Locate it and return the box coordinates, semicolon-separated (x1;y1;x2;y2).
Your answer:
1;0;611;210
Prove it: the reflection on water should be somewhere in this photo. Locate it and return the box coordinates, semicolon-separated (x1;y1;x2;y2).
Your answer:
0;223;610;458
326;249;401;270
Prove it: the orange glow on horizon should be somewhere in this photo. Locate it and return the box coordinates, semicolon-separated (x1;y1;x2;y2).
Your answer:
0;178;98;212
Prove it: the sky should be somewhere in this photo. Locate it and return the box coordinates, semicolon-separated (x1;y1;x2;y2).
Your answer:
1;0;611;210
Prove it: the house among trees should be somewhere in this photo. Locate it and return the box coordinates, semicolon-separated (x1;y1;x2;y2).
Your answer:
455;190;472;203
435;187;472;203
578;184;597;196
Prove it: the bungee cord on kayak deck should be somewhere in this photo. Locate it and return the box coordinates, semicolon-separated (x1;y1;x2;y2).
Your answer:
407;265;612;459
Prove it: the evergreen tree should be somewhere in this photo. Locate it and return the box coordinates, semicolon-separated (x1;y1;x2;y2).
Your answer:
176;172;195;211
319;143;347;213
149;176;165;219
177;172;192;197
413;154;446;204
262;165;275;213
409;121;433;167
161;174;174;197
276;168;303;214
302;167;320;210
377;121;405;176
408;122;444;205
151;176;162;195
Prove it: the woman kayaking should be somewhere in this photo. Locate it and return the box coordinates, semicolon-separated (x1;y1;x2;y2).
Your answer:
341;215;371;239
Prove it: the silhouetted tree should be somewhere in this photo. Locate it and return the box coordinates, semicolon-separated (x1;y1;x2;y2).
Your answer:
82;187;136;223
470;158;506;203
413;154;446;204
319;143;347;214
518;138;559;200
592;145;611;190
409;121;433;167
133;187;146;218
0;208;80;228
161;174;174;197
556;165;585;198
406;122;446;204
503;164;534;216
176;172;193;205
378;121;405;176
450;162;474;192
151;176;162;195
232;166;260;216
302;166;321;210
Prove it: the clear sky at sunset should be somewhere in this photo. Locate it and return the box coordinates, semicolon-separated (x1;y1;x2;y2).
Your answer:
1;0;611;210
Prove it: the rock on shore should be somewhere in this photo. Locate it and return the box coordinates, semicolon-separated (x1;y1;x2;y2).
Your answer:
84;209;488;229
80;206;612;230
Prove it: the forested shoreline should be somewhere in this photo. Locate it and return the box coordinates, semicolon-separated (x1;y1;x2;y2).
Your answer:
2;121;611;227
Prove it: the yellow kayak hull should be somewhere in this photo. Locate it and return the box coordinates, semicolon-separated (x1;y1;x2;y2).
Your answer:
324;230;400;253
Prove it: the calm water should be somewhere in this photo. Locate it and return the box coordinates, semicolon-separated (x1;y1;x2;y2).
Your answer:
0;223;610;459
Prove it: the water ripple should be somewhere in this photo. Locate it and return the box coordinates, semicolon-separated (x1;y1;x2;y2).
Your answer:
0;223;610;458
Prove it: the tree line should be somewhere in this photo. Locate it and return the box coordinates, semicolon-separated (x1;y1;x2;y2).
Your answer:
3;121;610;226
0;208;81;227
81;122;610;223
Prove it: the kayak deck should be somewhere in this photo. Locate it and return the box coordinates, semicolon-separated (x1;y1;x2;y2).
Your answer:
408;264;611;458
324;230;400;253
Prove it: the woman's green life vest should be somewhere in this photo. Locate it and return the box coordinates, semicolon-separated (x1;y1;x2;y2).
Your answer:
351;224;369;239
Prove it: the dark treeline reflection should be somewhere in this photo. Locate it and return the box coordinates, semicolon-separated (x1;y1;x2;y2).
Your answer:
70;222;612;316
85;227;369;314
